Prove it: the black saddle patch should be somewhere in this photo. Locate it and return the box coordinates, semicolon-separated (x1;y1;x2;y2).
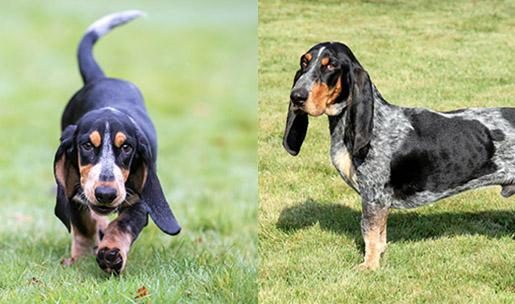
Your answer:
388;110;497;199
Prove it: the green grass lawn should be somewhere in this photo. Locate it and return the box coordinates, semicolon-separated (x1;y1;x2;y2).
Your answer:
259;0;515;303
0;0;256;302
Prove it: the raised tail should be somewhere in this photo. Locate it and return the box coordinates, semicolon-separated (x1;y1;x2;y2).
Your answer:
77;10;144;84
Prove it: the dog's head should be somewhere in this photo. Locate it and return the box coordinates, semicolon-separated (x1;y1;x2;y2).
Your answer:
54;108;181;235
283;42;374;157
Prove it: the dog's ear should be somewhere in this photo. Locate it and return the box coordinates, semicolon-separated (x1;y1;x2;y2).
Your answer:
53;124;79;232
283;69;309;156
130;132;181;236
283;104;309;156
344;66;374;164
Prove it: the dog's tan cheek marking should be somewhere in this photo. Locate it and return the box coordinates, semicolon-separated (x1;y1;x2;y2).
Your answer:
89;131;101;148
114;132;127;148
82;163;102;203
121;168;130;181
327;76;342;105
309;82;330;110
79;164;93;185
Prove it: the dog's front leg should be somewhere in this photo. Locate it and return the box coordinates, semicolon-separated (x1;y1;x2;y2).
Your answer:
96;202;147;274
358;203;389;270
63;200;108;266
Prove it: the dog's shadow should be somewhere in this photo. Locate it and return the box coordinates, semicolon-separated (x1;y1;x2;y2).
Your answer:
276;199;514;247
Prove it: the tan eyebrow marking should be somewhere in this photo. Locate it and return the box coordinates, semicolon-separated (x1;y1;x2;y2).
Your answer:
114;132;127;148
89;131;101;148
321;56;330;66
304;53;313;61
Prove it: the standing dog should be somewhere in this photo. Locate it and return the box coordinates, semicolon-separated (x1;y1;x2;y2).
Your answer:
54;11;181;274
284;42;514;269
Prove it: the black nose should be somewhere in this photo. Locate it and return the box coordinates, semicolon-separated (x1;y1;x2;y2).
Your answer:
95;186;117;204
290;88;309;106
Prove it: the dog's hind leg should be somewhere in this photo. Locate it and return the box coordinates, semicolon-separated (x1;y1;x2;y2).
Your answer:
358;204;389;270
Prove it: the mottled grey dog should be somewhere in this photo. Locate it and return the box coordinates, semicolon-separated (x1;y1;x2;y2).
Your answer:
284;42;515;269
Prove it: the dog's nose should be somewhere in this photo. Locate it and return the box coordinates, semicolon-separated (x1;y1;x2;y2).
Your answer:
95;186;117;204
290;88;309;106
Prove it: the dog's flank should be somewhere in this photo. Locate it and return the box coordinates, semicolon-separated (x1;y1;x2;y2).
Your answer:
284;41;515;269
78;10;144;83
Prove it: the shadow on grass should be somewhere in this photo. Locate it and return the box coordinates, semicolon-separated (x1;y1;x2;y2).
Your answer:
277;199;515;245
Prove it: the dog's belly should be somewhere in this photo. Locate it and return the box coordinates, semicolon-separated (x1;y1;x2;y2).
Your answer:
389;171;510;209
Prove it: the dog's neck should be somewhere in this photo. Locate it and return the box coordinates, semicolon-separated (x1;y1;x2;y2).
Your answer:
328;85;391;145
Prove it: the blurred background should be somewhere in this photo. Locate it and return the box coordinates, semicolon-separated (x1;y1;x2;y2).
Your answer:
0;0;256;302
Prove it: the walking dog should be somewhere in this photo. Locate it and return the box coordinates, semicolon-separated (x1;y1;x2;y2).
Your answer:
54;11;180;274
283;42;514;270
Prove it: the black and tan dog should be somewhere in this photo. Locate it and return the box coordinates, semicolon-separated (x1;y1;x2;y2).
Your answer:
54;11;180;274
284;42;515;270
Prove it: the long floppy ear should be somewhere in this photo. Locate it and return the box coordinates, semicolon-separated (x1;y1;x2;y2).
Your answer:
283;69;309;156
344;67;374;164
53;124;79;232
283;103;309;156
131;132;181;236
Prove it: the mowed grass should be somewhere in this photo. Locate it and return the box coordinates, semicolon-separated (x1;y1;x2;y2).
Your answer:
259;0;514;303
0;0;256;303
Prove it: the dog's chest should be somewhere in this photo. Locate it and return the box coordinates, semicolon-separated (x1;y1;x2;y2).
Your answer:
331;147;359;190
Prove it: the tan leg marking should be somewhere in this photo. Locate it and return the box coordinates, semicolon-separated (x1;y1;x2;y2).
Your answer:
379;212;388;255
358;208;388;270
96;217;134;273
79;163;93;185
62;211;108;266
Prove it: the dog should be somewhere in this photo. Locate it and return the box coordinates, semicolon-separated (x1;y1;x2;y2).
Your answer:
54;10;181;274
283;42;514;270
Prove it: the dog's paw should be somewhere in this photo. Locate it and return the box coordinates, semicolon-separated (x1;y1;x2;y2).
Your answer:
96;247;125;274
61;257;76;266
357;261;380;271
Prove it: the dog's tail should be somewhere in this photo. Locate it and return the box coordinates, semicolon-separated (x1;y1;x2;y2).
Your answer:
78;10;144;84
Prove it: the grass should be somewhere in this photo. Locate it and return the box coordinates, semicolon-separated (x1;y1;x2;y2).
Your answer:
0;0;256;303
258;0;515;303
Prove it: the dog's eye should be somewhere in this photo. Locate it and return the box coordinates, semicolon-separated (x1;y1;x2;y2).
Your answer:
301;61;308;68
81;142;93;151
121;143;133;153
325;63;335;71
